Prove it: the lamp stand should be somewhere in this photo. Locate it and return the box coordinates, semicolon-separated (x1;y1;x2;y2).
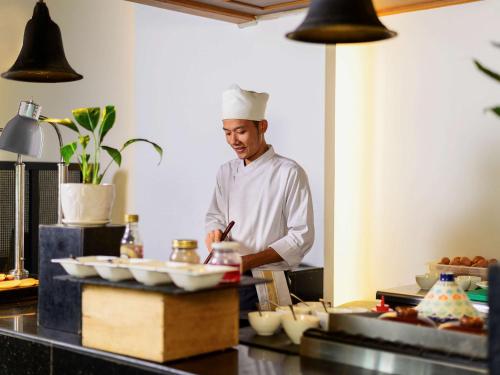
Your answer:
10;154;28;279
57;161;68;224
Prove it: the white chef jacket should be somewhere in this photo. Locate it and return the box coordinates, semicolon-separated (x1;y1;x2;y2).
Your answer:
205;145;314;271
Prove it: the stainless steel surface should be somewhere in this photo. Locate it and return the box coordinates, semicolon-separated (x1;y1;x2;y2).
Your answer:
301;334;487;374
9;157;28;279
329;314;487;359
39;116;68;224
57;162;68;224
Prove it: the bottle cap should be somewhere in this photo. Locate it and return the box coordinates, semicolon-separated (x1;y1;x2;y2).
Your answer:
125;214;139;223
212;241;240;251
440;272;455;282
172;239;198;249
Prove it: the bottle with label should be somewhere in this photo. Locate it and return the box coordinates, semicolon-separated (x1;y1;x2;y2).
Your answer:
209;241;241;283
120;214;143;258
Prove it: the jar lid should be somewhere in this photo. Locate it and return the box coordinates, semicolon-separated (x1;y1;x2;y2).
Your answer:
172;239;198;249
440;272;455;282
212;241;240;250
125;214;139;223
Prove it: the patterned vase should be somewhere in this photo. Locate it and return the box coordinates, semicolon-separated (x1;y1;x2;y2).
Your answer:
416;272;478;322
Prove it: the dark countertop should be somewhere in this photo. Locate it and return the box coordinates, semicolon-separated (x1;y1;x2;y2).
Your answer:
0;299;366;375
376;284;489;314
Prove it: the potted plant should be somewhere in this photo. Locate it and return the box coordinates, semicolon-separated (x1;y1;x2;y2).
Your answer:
43;105;162;225
474;42;500;118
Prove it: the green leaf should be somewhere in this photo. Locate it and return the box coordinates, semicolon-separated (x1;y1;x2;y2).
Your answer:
72;107;101;132
123;138;163;164
102;146;122;167
42;118;79;133
474;60;500;83
488;106;500;117
99;106;116;143
61;142;77;165
78;135;90;148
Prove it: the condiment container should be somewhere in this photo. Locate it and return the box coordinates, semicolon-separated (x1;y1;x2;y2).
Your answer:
208;241;241;283
170;239;200;264
416;272;479;322
120;214;143;258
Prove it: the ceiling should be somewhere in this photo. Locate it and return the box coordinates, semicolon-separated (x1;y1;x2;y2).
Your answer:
126;0;479;24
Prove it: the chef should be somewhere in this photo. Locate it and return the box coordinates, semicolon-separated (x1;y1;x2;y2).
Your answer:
205;84;315;310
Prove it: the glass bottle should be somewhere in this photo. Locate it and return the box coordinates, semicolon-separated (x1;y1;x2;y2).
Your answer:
120;214;143;258
170;240;200;264
209;241;241;283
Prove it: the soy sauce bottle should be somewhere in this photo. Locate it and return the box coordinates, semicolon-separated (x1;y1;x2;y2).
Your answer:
120;214;144;258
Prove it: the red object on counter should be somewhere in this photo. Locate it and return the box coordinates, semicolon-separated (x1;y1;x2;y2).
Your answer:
373;295;390;312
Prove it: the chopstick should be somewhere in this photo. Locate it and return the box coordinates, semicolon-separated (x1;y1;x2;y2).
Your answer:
203;221;235;264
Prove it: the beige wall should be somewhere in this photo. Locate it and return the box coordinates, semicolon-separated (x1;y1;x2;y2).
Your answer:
0;0;136;223
333;0;500;304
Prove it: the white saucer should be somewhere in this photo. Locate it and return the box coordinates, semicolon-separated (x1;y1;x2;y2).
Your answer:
62;219;110;227
476;281;488;289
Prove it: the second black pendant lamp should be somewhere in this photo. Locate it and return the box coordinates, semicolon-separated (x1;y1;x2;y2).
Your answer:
2;0;83;83
286;0;397;44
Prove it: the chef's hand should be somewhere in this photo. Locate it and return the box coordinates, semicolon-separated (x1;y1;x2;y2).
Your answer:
205;229;222;252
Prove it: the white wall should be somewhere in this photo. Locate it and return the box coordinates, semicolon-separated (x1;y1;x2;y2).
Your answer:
134;7;325;265
0;0;135;222
334;0;500;303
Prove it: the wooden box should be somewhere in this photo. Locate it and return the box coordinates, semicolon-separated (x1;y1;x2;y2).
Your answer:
82;285;239;362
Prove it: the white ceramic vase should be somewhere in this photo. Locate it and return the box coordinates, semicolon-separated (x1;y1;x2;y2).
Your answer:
60;183;115;226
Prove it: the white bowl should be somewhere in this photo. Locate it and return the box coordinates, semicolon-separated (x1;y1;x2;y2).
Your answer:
314;307;368;330
51;256;117;278
456;275;472;291
127;260;177;286
90;261;134;282
468;276;482;290
276;305;311;316
295;302;326;312
165;264;234;291
282;314;320;345
129;267;172;286
416;273;438;290
248;311;282;336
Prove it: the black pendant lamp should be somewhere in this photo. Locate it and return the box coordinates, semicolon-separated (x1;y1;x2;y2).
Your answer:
2;0;83;83
286;0;397;44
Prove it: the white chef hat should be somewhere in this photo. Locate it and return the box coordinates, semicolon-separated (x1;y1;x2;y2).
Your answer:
222;84;269;121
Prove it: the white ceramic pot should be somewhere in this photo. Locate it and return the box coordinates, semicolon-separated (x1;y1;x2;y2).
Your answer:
61;183;115;226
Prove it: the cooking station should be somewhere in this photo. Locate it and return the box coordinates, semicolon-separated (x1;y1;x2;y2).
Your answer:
2;264;498;375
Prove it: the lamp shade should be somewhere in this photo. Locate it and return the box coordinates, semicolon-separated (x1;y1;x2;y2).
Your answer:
0;102;43;158
1;1;83;83
286;0;397;44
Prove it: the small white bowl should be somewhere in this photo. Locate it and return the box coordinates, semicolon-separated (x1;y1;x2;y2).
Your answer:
468;276;482;290
314;307;369;330
128;260;180;286
165;264;234;291
276;305;311;316
282;314;320;345
456;275;471;291
129;267;172;286
295;302;326;312
90;261;134;282
51;256;117;278
248;311;282;336
416;273;438;290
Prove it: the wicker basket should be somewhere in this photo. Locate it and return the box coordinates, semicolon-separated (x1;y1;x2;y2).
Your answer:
428;260;488;280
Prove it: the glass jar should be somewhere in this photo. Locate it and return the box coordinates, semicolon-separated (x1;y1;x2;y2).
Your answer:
170;239;200;264
209;241;241;283
120;214;143;258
